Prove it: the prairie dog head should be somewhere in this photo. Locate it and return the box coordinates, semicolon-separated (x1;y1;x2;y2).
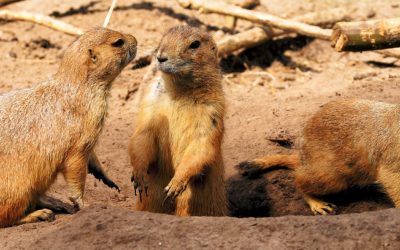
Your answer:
156;26;219;87
57;28;137;85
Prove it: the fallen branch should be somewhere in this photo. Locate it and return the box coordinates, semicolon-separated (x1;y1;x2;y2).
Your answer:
219;26;400;59
177;1;400;59
176;0;332;39
0;9;83;36
218;8;351;57
331;18;400;52
223;0;260;29
218;27;273;57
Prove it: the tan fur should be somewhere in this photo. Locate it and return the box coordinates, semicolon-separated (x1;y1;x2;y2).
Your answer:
251;155;300;170
129;26;227;216
0;28;137;227
241;99;400;214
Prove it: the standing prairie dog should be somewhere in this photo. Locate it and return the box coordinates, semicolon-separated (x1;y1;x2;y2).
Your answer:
0;28;137;227
129;25;227;216
238;99;400;215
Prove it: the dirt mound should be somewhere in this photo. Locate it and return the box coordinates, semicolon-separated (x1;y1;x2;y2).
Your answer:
2;204;399;249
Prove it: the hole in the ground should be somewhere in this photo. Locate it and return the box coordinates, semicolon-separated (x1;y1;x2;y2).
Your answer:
227;170;394;218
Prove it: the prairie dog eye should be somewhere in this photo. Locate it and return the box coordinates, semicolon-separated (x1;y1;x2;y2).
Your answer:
111;38;125;48
189;40;201;49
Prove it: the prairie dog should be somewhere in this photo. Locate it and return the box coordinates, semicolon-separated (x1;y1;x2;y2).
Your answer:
129;25;227;216
0;28;137;227
239;99;400;215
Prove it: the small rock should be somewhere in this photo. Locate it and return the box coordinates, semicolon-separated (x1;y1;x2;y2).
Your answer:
367;10;376;18
8;51;17;58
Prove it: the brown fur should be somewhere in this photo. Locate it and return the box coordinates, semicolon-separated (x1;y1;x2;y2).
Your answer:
0;28;137;227
239;99;400;214
129;26;227;216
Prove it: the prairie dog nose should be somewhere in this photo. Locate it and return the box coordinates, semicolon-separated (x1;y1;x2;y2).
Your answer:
157;56;168;63
125;34;137;48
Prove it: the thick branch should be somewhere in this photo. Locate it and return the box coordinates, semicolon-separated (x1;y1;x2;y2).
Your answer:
0;9;83;36
176;0;332;39
332;18;400;52
218;8;351;57
218;27;273;57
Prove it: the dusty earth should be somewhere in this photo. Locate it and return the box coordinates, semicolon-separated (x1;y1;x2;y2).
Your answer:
1;0;400;249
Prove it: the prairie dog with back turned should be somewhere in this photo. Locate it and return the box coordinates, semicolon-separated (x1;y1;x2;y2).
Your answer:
239;99;400;215
0;28;137;227
129;25;227;216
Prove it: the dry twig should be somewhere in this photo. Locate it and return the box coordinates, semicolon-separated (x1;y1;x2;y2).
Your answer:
103;0;118;28
0;9;83;35
176;0;332;39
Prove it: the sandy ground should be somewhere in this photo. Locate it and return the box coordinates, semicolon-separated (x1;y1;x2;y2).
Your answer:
1;0;400;249
3;204;400;250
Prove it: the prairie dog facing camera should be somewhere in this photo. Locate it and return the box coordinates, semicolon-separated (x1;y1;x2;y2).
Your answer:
129;25;227;216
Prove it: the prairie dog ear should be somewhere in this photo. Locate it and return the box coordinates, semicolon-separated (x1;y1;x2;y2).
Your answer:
88;49;98;64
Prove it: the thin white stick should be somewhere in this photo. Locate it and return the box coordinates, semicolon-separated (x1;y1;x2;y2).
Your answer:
103;0;118;28
0;9;83;35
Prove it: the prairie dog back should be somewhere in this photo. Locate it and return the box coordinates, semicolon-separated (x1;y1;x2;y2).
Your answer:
238;98;400;215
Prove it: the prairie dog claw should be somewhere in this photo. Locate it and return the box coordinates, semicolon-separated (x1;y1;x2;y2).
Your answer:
131;175;148;203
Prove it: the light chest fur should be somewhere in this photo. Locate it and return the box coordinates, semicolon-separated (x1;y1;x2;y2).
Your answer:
141;77;223;169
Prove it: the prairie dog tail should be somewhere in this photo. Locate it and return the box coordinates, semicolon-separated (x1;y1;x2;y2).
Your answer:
236;154;300;178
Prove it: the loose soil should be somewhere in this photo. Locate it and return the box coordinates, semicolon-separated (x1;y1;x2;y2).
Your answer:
1;0;400;249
